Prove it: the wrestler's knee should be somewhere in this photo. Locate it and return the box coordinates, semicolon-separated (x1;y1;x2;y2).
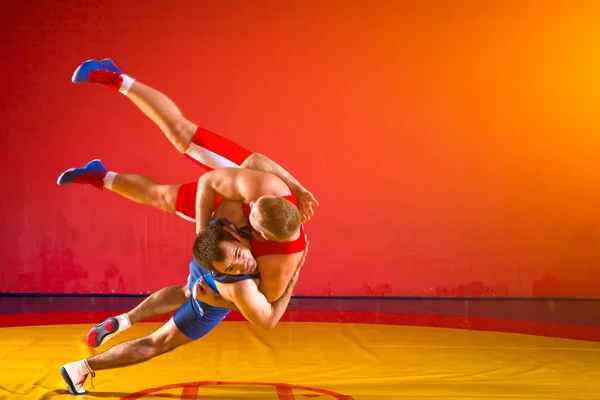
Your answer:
165;120;196;153
240;152;266;169
148;326;183;354
149;185;179;213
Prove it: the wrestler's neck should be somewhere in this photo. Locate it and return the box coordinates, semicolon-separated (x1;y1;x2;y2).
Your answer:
252;228;301;243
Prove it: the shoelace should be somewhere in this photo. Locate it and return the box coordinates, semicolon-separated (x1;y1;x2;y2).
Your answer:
79;371;96;390
90;372;96;389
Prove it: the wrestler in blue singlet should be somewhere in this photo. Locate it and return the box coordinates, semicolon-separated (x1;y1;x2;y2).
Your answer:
173;218;259;340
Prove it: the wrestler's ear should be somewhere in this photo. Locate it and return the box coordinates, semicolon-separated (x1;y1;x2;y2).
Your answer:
259;231;272;241
223;225;244;242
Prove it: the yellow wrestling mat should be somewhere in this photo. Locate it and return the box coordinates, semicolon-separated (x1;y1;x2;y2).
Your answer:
1;322;599;399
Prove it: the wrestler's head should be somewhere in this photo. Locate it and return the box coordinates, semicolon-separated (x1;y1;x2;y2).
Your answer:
192;224;258;275
248;195;302;242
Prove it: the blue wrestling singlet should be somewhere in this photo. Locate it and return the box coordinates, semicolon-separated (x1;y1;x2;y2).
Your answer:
173;218;259;340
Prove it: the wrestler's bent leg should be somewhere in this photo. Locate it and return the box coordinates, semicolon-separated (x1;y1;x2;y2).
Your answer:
57;159;180;214
86;285;190;348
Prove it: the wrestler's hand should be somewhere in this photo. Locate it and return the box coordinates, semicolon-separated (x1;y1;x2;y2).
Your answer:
194;279;238;310
295;189;319;222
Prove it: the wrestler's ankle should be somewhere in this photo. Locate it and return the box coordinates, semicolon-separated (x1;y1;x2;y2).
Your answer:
119;75;135;95
103;172;117;190
85;358;99;372
117;313;132;329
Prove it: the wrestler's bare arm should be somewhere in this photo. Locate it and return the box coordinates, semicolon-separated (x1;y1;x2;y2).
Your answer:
195;269;299;329
241;153;319;221
195;168;288;233
194;251;302;307
195;244;308;328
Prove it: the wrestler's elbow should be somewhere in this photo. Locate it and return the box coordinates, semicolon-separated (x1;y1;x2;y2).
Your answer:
261;321;277;330
254;315;278;330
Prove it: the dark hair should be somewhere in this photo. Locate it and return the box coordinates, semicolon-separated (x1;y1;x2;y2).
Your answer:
256;196;302;241
192;225;238;272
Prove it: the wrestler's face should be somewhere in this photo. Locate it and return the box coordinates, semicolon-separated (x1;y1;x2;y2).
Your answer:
213;240;258;276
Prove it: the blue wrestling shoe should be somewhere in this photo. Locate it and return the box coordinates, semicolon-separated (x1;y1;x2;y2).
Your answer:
57;159;107;189
71;58;123;83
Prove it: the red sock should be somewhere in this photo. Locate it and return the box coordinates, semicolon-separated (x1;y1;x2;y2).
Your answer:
88;70;123;92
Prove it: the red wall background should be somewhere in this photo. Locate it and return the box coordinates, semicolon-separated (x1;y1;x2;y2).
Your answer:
2;1;600;297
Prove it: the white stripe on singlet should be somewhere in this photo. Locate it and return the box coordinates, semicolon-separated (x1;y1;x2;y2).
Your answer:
184;142;241;169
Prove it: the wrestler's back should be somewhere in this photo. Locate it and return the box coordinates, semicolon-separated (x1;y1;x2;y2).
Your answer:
213;199;247;228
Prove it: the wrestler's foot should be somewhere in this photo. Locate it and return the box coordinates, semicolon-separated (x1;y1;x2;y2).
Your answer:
60;360;95;395
86;314;131;348
56;159;107;189
71;58;124;89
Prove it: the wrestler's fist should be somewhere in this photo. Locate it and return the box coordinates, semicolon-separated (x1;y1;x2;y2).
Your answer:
296;189;319;222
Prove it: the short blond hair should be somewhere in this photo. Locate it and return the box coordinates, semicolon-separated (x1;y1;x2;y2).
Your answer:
255;196;301;241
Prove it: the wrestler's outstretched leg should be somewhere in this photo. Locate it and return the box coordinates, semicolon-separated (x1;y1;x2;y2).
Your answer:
61;318;192;395
71;59;251;170
57;159;180;214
